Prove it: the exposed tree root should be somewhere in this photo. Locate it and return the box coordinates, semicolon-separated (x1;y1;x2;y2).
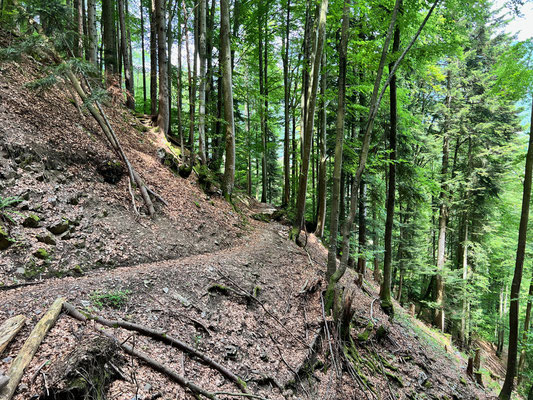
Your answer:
97;330;218;400
62;302;249;394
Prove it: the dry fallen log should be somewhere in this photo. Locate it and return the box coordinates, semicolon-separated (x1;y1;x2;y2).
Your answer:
0;376;7;390
0;298;64;400
98;330;218;400
63;302;248;393
0;315;26;355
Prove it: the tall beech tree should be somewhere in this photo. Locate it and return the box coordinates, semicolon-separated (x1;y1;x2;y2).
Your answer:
290;0;328;240
220;0;235;198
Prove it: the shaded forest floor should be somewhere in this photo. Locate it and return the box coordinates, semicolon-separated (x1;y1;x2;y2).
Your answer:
0;33;506;399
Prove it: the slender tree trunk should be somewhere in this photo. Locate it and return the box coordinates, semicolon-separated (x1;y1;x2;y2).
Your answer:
263;14;270;202
197;0;207;164
358;181;367;278
258;8;267;203
315;52;327;238
87;0;97;65
290;0;328;240
434;70;452;332
118;0;135;109
220;0;235;198
177;9;184;153
154;0;168;134
74;0;83;58
246;87;252;196
518;271;533;384
140;0;147;113
500;102;533;398
167;1;175;135
380;24;400;315
150;0;158;116
325;0;349;277
102;0;118;85
282;0;291;207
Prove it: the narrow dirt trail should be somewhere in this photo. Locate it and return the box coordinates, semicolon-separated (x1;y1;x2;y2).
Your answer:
1;217;328;399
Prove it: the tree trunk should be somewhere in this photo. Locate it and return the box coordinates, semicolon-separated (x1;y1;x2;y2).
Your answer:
118;0;135;109
87;0;97;65
282;0;291;207
315;52;327;238
149;0;158;116
74;0;83;58
517;271;533;384
324;0;349;278
197;0;207;164
357;181;367;278
290;0;328;240
140;0;147;113
258;7;267;203
102;0;118;85
155;0;169;135
220;0;235;198
380;24;400;316
177;8;184;153
434;70;452;332
263;14;270;202
499;100;533;400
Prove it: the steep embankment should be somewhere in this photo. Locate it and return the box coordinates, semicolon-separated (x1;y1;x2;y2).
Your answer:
0;35;502;400
0;34;244;285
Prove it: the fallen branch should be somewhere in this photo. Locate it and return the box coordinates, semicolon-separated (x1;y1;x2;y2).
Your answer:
0;298;64;400
98;329;218;400
0;315;26;355
63;302;248;393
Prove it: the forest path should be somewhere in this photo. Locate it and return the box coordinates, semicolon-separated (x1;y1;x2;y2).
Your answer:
0;214;329;399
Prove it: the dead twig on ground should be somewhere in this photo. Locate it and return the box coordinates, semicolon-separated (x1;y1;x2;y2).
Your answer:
63;302;248;394
215;267;310;349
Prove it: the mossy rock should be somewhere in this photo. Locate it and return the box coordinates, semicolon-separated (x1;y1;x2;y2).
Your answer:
37;234;56;246
22;214;41;228
33;248;50;260
357;321;374;342
71;265;84;276
0;225;14;250
251;213;271;223
47;219;70;235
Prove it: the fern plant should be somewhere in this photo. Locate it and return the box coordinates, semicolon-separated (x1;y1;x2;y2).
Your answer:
0;195;22;224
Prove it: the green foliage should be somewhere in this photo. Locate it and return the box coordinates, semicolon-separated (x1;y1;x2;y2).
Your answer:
0;195;22;224
90;289;131;309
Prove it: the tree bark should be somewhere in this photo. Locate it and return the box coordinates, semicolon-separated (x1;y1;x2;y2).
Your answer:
499;99;533;400
357;181;367;278
517;270;532;385
290;0;328;240
220;0;235;198
118;0;135;109
140;0;147;113
149;0;158;116
155;0;169;135
0;299;64;400
87;0;97;65
102;0;118;85
282;0;291;207
258;6;267;203
381;23;400;316
315;52;327;238
197;0;207;164
434;70;452;332
325;0;349;277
